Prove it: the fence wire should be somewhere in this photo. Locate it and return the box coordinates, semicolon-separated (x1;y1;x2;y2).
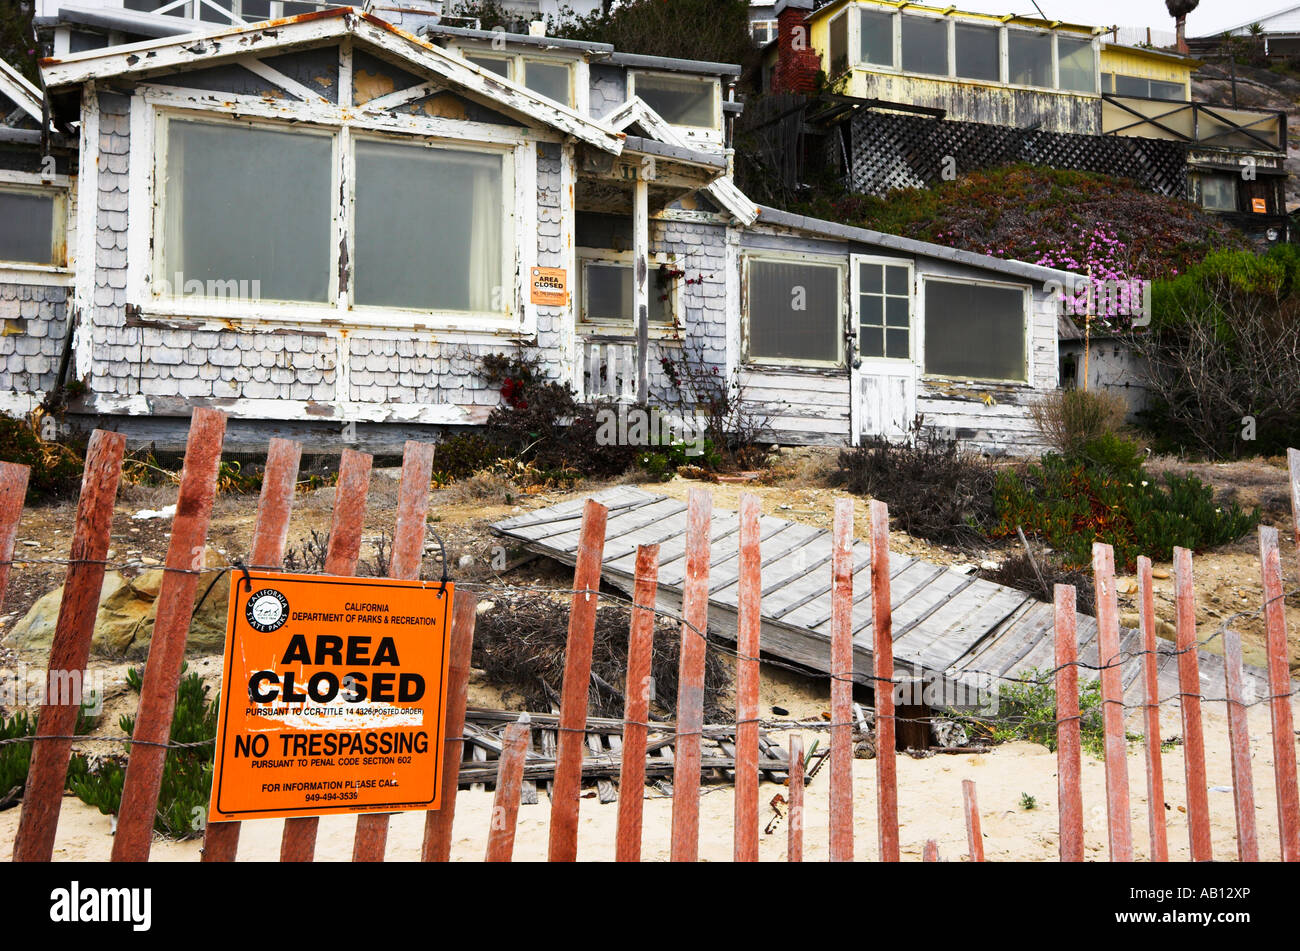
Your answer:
1;549;1297;753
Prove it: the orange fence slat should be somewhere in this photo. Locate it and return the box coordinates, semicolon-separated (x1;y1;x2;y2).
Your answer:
871;499;899;862
830;497;854;863
280;448;372;863
1093;543;1133;862
12;429;126;862
734;494;761;862
963;779;984;862
485;715;531;862
1260;526;1300;861
203;437;302;864
1174;546;1212;862
1054;583;1083;862
547;499;608;862
421;589;479;861
616;544;659;863
0;460;30;609
1223;626;1258;862
353;440;435;863
1136;556;1168;863
670;488;711;863
113;408;227;862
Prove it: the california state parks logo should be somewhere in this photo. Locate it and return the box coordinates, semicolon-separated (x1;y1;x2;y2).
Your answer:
245;588;289;633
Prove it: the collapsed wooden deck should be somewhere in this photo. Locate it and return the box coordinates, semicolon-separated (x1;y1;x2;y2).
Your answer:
493;487;1273;708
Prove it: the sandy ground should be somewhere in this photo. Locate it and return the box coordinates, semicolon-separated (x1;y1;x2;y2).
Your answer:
1;699;1292;862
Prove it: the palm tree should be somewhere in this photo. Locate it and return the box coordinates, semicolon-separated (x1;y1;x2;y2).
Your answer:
1166;0;1199;53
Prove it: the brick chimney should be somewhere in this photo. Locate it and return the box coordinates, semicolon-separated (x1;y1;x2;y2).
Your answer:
773;0;820;94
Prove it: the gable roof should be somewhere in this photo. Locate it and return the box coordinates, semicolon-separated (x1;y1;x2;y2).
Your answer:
1210;4;1300;36
604;96;760;225
0;57;44;126
39;6;626;153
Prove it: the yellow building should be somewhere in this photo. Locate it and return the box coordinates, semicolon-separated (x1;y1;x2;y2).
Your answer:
784;0;1197;134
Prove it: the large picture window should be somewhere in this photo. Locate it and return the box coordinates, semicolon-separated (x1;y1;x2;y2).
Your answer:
162;119;333;303
858;8;895;67
157;115;514;319
0;186;63;267
1057;36;1096;93
955;23;1000;81
1008;30;1052;88
746;258;842;364
901;15;948;76
924;279;1027;382
354;139;505;313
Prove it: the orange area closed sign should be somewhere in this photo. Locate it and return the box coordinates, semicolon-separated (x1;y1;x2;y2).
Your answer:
208;572;453;823
530;266;568;305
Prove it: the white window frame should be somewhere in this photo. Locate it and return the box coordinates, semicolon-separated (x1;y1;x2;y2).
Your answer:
918;274;1032;385
453;43;586;113
952;19;1004;84
0;171;72;282
1055;33;1099;95
348;130;517;323
462;51;514;81
150;110;342;312
576;246;681;337
627;71;723;145
1004;24;1056;91
851;254;914;363
143;104;529;332
742;251;846;369
897;9;953;79
751;19;778;45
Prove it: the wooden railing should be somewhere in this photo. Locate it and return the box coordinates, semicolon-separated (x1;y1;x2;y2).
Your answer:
1102;94;1288;153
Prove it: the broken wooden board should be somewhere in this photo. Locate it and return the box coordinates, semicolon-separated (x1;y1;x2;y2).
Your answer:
493;487;1276;710
457;708;791;796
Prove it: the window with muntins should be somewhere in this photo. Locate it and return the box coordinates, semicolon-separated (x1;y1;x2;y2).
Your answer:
858;260;911;360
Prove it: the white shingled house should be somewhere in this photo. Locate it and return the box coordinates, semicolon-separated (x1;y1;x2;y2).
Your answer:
1;7;1079;453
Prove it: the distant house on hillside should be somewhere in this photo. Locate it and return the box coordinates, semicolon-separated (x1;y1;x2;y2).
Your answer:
753;0;1290;243
0;6;1086;455
1190;5;1300;58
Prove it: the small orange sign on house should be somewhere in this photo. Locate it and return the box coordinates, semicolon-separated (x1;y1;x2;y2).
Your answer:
1251;197;1269;214
530;266;568;306
208;572;453;823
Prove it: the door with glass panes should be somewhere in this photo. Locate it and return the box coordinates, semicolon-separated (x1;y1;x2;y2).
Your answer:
850;255;916;443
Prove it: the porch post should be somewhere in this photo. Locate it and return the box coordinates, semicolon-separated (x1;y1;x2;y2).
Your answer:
633;175;650;404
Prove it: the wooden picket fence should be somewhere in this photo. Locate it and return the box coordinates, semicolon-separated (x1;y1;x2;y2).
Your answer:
2;409;1299;862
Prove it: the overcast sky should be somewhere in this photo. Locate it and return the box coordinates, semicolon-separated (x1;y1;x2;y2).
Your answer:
935;1;1292;37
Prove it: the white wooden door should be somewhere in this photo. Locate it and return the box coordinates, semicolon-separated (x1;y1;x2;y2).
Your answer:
850;254;916;443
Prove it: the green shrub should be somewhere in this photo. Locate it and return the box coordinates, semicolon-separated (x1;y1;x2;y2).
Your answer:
1078;433;1145;476
431;432;503;483
1029;389;1127;456
994;453;1259;570
984;668;1110;756
67;666;217;839
1132;243;1300;457
0;412;83;500
0;692;101;808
